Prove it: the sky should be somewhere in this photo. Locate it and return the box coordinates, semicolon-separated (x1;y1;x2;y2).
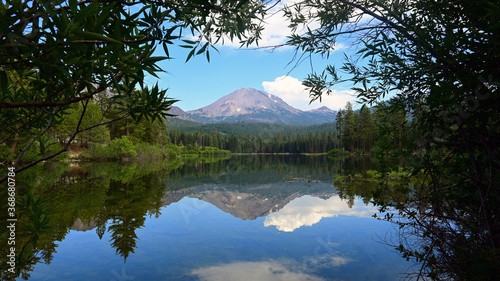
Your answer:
148;1;359;112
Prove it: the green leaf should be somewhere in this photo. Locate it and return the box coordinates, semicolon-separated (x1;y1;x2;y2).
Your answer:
74;0;99;22
182;39;197;44
74;31;123;44
143;56;169;64
162;42;169;57
0;70;8;97
196;42;209;55
236;0;250;9
185;48;196;62
236;15;244;32
68;0;77;14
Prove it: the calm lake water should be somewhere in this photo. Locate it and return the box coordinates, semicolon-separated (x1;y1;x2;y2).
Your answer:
3;155;414;280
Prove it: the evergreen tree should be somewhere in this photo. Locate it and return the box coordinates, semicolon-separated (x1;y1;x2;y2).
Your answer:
359;107;376;152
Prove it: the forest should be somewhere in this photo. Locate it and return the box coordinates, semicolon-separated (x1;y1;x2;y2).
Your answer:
0;96;407;160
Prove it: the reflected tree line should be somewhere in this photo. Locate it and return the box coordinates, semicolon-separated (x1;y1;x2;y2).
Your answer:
0;161;168;280
166;155;376;183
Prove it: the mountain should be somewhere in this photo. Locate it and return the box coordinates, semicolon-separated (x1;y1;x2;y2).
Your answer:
183;88;336;125
168;106;196;122
306;106;337;123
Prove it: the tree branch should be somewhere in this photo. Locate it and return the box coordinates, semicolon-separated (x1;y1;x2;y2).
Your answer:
0;111;130;184
0;93;93;109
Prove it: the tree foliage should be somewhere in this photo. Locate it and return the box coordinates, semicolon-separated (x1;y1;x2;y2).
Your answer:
0;0;268;181
334;102;379;153
282;0;500;279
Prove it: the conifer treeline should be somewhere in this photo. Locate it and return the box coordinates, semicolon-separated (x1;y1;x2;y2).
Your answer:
335;102;377;153
167;129;338;153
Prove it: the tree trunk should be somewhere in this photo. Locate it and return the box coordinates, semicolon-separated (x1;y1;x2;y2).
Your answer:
126;118;130;137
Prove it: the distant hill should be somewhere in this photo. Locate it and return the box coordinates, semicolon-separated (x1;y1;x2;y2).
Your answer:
168;106;196;122
170;88;336;125
306;106;338;122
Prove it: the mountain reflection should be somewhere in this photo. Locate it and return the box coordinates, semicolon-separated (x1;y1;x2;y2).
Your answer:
164;180;337;221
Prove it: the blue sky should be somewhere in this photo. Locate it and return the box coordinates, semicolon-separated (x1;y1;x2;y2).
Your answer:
152;45;356;111
147;1;360;112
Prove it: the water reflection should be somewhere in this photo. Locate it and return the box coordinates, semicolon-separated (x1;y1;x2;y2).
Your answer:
191;260;324;281
264;195;377;232
0;155;410;280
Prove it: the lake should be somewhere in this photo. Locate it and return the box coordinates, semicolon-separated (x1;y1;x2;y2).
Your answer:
3;155;414;280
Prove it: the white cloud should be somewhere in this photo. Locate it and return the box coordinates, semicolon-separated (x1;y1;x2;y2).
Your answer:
258;4;294;47
191;260;325;281
264;195;376;232
262;76;356;110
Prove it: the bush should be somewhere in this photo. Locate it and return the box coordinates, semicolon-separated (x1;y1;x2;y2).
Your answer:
199;146;231;155
80;136;136;160
164;143;181;158
327;148;346;155
110;136;137;158
135;142;163;160
182;144;201;155
365;170;382;178
80;143;118;160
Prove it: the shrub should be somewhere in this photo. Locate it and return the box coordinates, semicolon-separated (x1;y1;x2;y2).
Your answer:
134;142;163;160
80;136;136;160
365;170;382;179
110;136;137;158
164;143;181;158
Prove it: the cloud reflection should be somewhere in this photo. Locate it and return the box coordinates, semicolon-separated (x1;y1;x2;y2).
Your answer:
264;195;376;232
303;254;353;270
191;260;325;281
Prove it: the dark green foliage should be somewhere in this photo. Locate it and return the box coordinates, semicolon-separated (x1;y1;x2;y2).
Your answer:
0;0;267;181
166;126;337;153
334;102;378;154
282;0;500;279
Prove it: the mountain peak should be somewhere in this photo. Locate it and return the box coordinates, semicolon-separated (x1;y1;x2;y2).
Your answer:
182;88;336;125
308;106;334;113
187;88;299;120
169;106;196;122
230;88;284;100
